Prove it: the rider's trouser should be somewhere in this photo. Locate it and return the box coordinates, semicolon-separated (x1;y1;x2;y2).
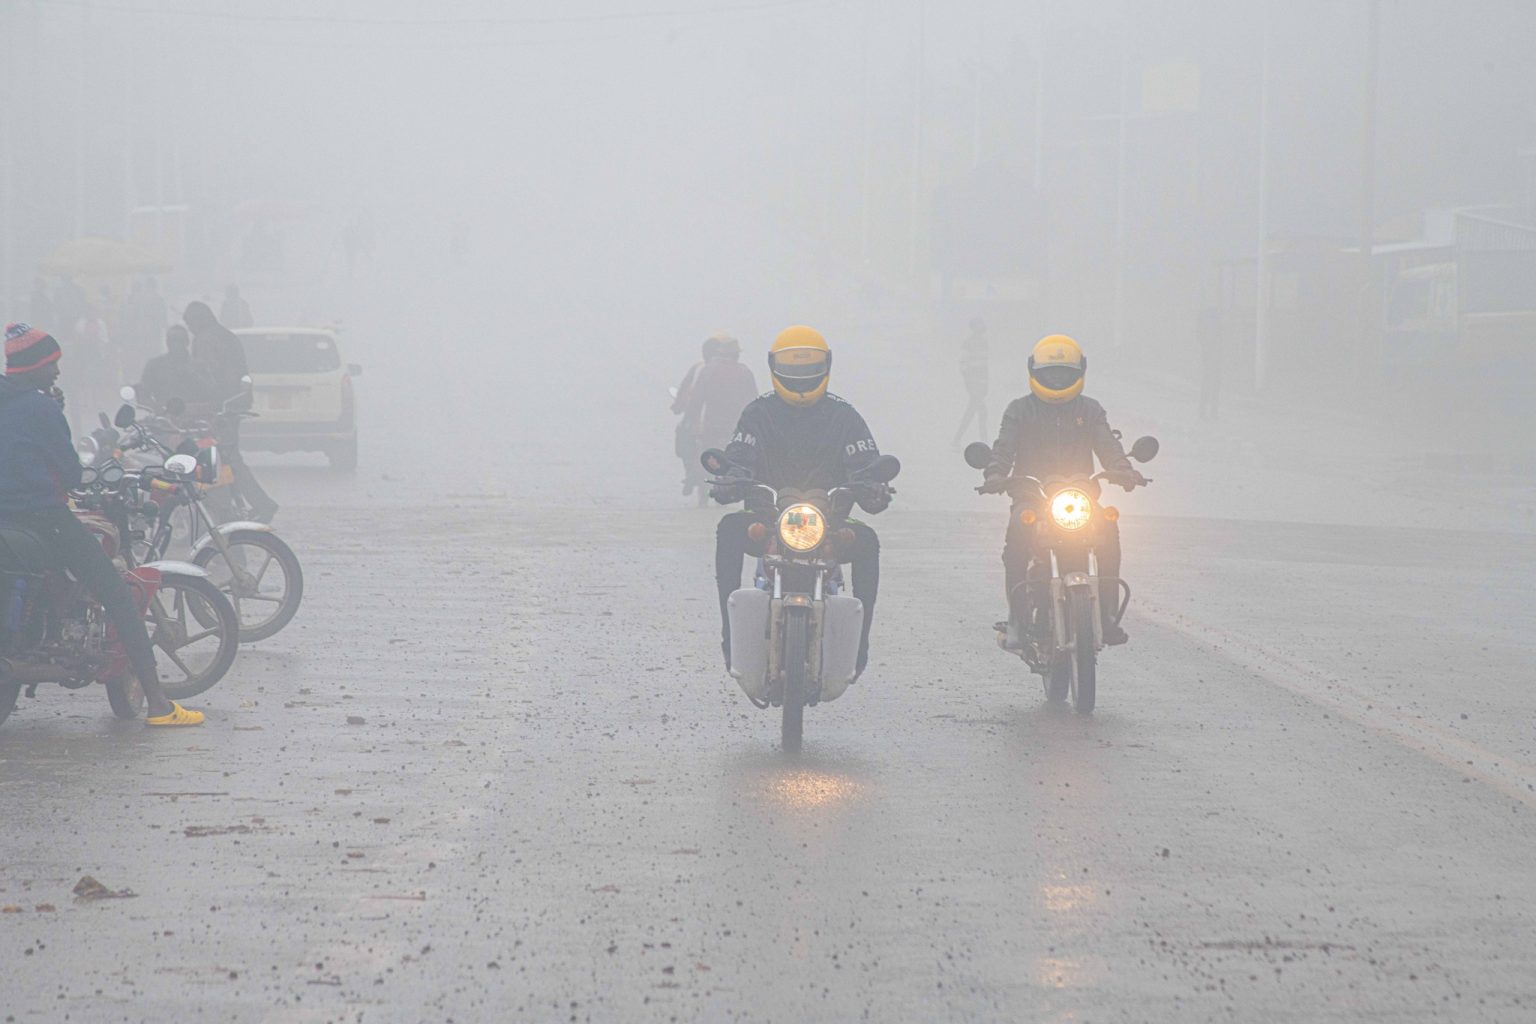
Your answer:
217;417;278;517
715;511;880;665
1003;511;1122;629
7;507;163;697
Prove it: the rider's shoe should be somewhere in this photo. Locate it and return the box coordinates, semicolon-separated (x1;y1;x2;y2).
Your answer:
1102;623;1129;646
146;702;204;726
850;646;869;683
998;619;1023;650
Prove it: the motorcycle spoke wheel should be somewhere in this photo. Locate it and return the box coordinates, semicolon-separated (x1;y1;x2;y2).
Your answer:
146;575;239;701
193;533;303;642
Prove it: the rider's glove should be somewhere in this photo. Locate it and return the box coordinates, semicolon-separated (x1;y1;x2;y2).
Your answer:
857;482;892;515
709;465;753;504
1105;468;1147;492
976;473;1010;495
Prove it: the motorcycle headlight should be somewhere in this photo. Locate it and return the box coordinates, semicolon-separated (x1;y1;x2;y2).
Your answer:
777;503;826;552
1049;488;1093;531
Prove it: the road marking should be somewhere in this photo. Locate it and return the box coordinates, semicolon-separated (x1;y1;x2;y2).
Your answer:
1136;601;1536;810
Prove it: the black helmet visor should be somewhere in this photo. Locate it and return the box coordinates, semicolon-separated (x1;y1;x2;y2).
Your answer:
1031;364;1084;392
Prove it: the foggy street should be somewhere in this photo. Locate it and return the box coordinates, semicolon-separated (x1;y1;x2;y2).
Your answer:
5;1;1536;1021
3;404;1534;1021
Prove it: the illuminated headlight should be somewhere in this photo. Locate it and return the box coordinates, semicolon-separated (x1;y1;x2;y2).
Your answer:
1049;488;1093;531
777;503;826;552
76;436;99;466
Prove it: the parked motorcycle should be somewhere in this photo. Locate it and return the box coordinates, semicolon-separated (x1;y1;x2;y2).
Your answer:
703;447;900;753
98;398;304;643
963;435;1159;714
0;459;240;728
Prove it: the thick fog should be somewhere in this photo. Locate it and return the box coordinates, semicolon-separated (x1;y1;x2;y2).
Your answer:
5;0;1535;517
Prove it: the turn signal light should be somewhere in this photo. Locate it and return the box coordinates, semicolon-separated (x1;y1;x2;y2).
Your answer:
746;522;768;543
1102;506;1119;522
1018;509;1038;525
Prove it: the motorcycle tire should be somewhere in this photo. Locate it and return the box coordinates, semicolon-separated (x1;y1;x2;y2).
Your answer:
192;530;304;643
1045;658;1071;703
148;573;240;701
1069;589;1097;715
105;673;145;719
0;682;19;728
781;607;809;754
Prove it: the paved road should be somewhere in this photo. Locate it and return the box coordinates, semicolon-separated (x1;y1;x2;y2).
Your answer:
3;458;1535;1022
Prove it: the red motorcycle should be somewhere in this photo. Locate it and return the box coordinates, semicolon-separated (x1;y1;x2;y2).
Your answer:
0;461;239;728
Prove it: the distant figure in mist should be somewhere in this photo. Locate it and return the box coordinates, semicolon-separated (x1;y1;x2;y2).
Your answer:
673;335;725;497
220;285;254;330
137;325;216;412
686;335;758;483
951;318;990;448
184;301;278;522
1198;306;1223;421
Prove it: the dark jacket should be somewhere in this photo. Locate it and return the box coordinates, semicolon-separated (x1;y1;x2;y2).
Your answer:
139;352;217;409
686;358;759;448
724;392;879;491
986;394;1132;481
192;323;250;400
0;377;83;516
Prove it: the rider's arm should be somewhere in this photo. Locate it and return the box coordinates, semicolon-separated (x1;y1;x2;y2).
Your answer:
30;394;83;494
1090;407;1134;474
838;404;880;478
722;401;763;474
985;398;1023;478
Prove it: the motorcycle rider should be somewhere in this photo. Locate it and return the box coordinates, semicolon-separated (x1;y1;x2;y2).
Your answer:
137;324;216;411
0;324;203;725
980;334;1145;647
184;301;278;522
685;335;758;458
714;326;889;677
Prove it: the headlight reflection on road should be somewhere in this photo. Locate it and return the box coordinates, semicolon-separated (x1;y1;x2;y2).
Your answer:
764;768;863;811
1036;955;1092;990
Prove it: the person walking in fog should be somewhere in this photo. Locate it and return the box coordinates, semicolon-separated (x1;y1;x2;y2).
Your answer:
220;285;254;330
673;335;726;496
184;301;279;522
951;318;990;448
0;324;202;726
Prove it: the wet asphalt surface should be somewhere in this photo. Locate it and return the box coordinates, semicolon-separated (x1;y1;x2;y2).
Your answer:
3;446;1535;1023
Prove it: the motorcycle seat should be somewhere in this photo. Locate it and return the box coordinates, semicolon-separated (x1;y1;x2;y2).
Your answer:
0;525;56;573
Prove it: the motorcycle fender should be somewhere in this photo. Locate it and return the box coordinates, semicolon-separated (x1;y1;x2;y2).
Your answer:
190;521;274;559
727;588;772;702
1062;572;1103;649
815;595;864;704
139;560;210;579
1049;578;1068;650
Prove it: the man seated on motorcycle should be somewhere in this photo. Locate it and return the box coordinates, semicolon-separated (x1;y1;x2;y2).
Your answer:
0;324;203;725
981;334;1145;647
137;324;216;411
713;326;890;677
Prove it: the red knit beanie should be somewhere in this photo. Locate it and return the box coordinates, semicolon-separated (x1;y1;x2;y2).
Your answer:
4;323;62;376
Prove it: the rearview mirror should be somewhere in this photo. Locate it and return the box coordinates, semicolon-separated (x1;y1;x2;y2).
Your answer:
963;441;993;470
699;448;728;476
861;454;902;484
119;385;136;403
1129;436;1160;464
114;404;136;429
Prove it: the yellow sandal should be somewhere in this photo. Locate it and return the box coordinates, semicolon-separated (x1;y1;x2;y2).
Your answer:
146;702;205;726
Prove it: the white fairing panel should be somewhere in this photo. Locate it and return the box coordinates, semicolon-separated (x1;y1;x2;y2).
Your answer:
727;588;772;701
817;595;864;703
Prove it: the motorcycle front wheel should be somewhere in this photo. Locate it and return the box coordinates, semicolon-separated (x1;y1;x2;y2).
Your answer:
1069;589;1098;714
146;573;240;700
781;607;809;754
192;530;304;642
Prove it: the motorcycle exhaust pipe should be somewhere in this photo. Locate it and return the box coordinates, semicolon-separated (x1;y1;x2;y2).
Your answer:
0;658;75;684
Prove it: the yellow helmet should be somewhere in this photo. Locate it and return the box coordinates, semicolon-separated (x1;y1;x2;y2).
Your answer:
768;325;831;407
1028;334;1086;403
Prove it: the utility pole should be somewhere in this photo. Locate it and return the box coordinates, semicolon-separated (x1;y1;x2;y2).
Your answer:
1358;0;1382;374
1254;0;1273;391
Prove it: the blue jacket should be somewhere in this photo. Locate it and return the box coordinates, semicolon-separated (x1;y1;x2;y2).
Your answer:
0;376;82;516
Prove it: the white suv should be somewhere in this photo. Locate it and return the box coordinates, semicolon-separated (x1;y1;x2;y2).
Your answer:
235;327;361;472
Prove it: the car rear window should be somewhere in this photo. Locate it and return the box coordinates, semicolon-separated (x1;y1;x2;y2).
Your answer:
242;334;341;374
